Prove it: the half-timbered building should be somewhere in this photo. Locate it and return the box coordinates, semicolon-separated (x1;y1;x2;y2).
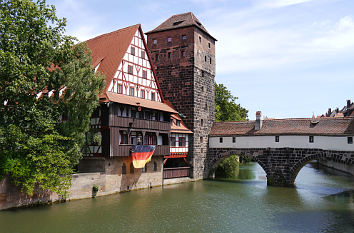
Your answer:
79;24;178;192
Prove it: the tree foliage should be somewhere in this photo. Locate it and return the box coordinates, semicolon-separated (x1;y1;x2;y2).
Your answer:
215;82;248;121
215;155;239;178
0;0;105;196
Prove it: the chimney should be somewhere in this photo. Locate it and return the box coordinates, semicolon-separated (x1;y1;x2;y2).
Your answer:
255;111;262;131
347;100;351;108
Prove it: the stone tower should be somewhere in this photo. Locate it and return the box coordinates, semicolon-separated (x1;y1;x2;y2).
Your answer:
146;12;216;179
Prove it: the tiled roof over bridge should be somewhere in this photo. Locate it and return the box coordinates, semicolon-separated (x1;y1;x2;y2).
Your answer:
210;117;354;136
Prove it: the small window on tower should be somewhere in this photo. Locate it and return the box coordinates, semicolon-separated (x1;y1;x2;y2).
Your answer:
131;47;135;56
128;65;133;74
201;119;204;126
182;35;187;40
151;92;156;101
202;71;204;77
200;136;203;143
143;70;147;79
153;39;157;45
208;42;211;48
168;52;171;60
141;51;145;59
210;57;212;64
181;51;185;58
130;87;134;96
155;54;159;61
168;37;172;43
204;56;207;62
199;36;202;43
141;90;145;99
118;84;123;94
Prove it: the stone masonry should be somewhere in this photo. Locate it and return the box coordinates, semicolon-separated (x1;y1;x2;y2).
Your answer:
207;147;354;186
147;15;216;179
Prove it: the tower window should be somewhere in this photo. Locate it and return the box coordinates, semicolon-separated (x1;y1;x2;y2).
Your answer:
219;137;223;143
143;70;147;79
130;47;135;56
168;52;171;60
141;51;145;59
209;57;212;64
202;86;205;92
202;71;204;77
208;42;211;48
118;84;123;94
153;39;157;45
348;137;353;144
182;35;187;40
155;54;159;61
168;37;172;43
181;51;185;57
200;136;203;143
204;56;207;62
309;136;314;143
201;119;204;126
199;36;201;43
275;136;279;142
128;65;133;74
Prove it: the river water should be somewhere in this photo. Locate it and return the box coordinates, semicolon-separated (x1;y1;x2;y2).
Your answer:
0;162;353;233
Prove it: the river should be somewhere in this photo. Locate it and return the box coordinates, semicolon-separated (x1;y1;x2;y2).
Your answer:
0;162;353;233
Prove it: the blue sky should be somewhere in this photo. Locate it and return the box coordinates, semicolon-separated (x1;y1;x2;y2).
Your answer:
48;0;354;119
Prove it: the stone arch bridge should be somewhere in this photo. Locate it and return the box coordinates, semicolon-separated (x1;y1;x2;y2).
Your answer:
205;114;354;186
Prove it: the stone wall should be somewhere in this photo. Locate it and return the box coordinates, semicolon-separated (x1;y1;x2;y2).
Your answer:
0;156;164;210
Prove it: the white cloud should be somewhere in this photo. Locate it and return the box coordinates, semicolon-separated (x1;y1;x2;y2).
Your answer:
256;0;314;8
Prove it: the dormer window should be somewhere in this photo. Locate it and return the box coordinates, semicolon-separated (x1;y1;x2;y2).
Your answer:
176;120;181;126
173;20;184;26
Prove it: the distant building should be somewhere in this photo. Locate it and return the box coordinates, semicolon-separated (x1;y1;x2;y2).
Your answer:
324;100;354;117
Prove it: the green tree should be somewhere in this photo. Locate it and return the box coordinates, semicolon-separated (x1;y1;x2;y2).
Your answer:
215;82;248;121
0;0;105;196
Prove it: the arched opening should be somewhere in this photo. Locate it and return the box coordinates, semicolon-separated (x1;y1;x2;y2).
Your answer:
289;153;324;185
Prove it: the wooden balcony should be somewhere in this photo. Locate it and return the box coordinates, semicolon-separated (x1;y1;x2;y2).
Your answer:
111;116;170;131
115;144;170;157
163;167;190;179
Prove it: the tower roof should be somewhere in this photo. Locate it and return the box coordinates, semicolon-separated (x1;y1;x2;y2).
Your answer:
146;12;216;41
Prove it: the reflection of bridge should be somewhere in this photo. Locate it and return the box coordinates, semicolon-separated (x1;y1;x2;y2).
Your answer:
206;113;354;186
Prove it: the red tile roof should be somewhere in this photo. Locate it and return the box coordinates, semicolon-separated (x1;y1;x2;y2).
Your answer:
171;114;193;133
210;117;354;136
86;24;140;96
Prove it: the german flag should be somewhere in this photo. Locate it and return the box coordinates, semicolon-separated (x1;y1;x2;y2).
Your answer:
132;145;156;168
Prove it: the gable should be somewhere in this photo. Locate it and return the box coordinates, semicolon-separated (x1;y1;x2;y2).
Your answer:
107;28;162;102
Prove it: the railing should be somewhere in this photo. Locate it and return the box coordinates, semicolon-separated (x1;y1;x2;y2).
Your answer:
163;167;190;179
116;144;170;156
112;116;170;131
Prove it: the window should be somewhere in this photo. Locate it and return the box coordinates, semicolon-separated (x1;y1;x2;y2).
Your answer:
170;137;176;146
131;46;135;56
232;137;236;143
128;65;133;74
155;54;158;61
199;36;201;43
309;136;314;143
176;120;181;126
179;137;186;147
131;107;137;118
145;133;157;145
151;111;157;121
219;137;223;143
201;119;204;126
154;161;157;171
153;39;157;44
122;163;126;174
168;37;172;43
181;51;185;57
142;70;147;79
151;92;155;101
182;35;187;40
130;87;134;96
118;84;123;94
348;137;353;144
140;90;145;99
209;57;212;64
120;131;128;144
130;163;134;174
141;51;145;59
202;86;205;92
275;136;279;142
204;56;207;62
202;71;204;77
208;42;211;48
168;52;171;60
200;136;203;143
